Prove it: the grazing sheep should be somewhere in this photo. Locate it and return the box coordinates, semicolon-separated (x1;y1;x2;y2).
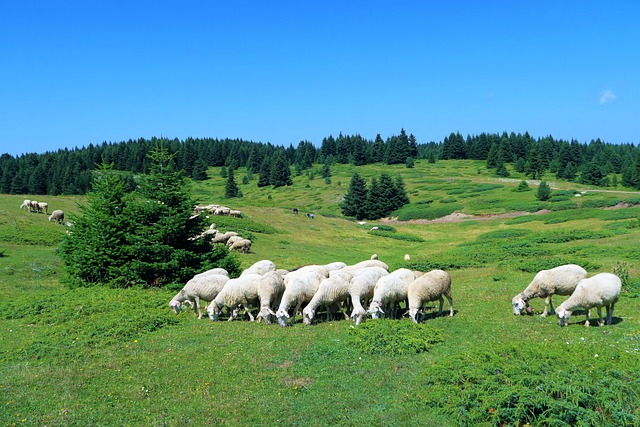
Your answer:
306;213;315;219
556;273;621;327
368;268;417;319
48;210;65;224
404;254;411;262
255;271;286;324
241;260;277;277
30;200;39;213
207;274;262;321
329;260;389;278
408;269;453;323
210;231;236;244
284;262;347;284
512;264;587;317
349;266;389;325
37;202;48;214
229;238;252;253
276;271;324;327
302;270;353;325
292;208;299;214
229;209;242;217
192;267;229;279
20;199;31;210
226;235;245;248
169;274;230;319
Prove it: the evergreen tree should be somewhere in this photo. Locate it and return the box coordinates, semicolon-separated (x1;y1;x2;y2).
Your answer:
392;175;410;210
191;159;209;180
405;157;415;168
220;165;228;178
269;151;293;188
321;159;331;179
257;156;271;187
340;173;368;220
366;177;383;219
225;168;242;197
515;180;530;192
580;160;608;186
536;181;552;201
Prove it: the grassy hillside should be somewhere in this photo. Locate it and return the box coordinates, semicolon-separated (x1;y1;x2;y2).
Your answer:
1;160;639;426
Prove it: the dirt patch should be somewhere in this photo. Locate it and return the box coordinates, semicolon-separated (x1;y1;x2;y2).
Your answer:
380;210;549;224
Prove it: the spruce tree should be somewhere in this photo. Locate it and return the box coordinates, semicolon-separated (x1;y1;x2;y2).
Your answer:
257;156;271;187
366;177;383;219
536;181;552;201
225;168;242;198
269;151;293;188
340;172;368;220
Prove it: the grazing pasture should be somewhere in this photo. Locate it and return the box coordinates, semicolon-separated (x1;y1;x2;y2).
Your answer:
1;160;639;426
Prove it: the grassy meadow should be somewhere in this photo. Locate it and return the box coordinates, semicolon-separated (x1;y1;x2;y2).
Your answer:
1;159;639;426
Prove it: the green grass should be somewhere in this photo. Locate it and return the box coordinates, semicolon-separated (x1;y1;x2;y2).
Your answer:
1;160;640;426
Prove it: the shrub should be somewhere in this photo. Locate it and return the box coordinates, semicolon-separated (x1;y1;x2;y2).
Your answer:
536;181;552;201
348;320;444;355
395;204;463;221
368;230;425;242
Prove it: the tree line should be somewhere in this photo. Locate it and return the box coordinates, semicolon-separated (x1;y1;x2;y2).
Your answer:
2;130;640;196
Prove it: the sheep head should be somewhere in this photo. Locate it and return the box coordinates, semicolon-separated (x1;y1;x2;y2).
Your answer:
207;301;222;321
511;294;527;315
556;306;572;327
367;301;384;319
351;308;366;326
302;307;315;325
169;299;181;314
408;308;420;324
276;309;290;327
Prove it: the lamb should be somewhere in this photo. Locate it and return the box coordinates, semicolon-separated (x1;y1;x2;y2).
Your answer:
348;266;389;325
169;274;230;319
48;210;65;224
229;238;252;253
241;260;277;276
207;273;262;321
275;270;324;327
368;268;417;319
302;270;353;325
37;202;48;214
556;273;621;327
20;199;31;210
408;269;454;323
255;271;286;324
512;264;587;317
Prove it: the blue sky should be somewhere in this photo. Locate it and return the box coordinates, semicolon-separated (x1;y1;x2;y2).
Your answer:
1;1;638;156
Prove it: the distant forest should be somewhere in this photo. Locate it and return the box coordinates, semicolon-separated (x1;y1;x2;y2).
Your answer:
2;129;640;196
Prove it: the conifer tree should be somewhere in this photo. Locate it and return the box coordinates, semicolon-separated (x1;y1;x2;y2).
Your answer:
257;156;271;187
340;172;368;220
536;181;552;201
269;151;293;188
225;167;242;197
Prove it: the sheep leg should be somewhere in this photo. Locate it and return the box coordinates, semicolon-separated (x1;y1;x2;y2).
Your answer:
194;296;202;319
245;306;255;322
437;296;444;317
605;303;614;325
547;296;555;315
596;306;604;327
541;296;551;317
445;294;454;316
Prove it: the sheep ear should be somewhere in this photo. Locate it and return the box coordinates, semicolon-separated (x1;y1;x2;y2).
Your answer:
379;307;385;314
268;308;276;315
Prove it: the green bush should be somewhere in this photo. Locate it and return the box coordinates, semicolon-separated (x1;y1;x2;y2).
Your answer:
368;230;425;242
348;320;444;355
396;204;463;221
212;215;281;234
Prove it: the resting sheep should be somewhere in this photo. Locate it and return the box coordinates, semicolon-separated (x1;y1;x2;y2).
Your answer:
408;269;454;323
512;264;587;317
207;273;262;321
556;273;621;327
302;270;353;325
276;271;323;327
348;266;389;325
169;274;230;319
368;268;417;319
48;210;65;224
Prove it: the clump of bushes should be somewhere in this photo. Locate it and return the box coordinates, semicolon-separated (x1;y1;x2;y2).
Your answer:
349;320;444;355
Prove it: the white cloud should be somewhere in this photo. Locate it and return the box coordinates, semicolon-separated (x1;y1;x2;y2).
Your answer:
599;90;616;105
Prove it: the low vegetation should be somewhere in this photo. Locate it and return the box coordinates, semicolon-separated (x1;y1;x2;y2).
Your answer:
1;159;639;426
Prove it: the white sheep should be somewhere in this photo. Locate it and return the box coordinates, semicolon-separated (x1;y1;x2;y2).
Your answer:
368;268;417;319
48;210;65;224
284;262;347;284
240;260;277;276
512;264;587;316
404;254;411;262
30;200;39;212
192;267;229;279
348;266;389;325
229;209;242;217
207;273;262;321
37;202;48;214
255;271;286;324
556;273;621;327
229;238;252;253
20;199;31;210
329;259;389;279
169;274;230;319
408;269;453;323
275;271;324;327
210;231;237;244
302;270;354;325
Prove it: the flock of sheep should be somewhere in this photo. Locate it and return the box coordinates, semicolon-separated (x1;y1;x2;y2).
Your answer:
171;260;622;328
170;258;454;327
20;199;64;224
197;223;252;253
193;204;242;217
